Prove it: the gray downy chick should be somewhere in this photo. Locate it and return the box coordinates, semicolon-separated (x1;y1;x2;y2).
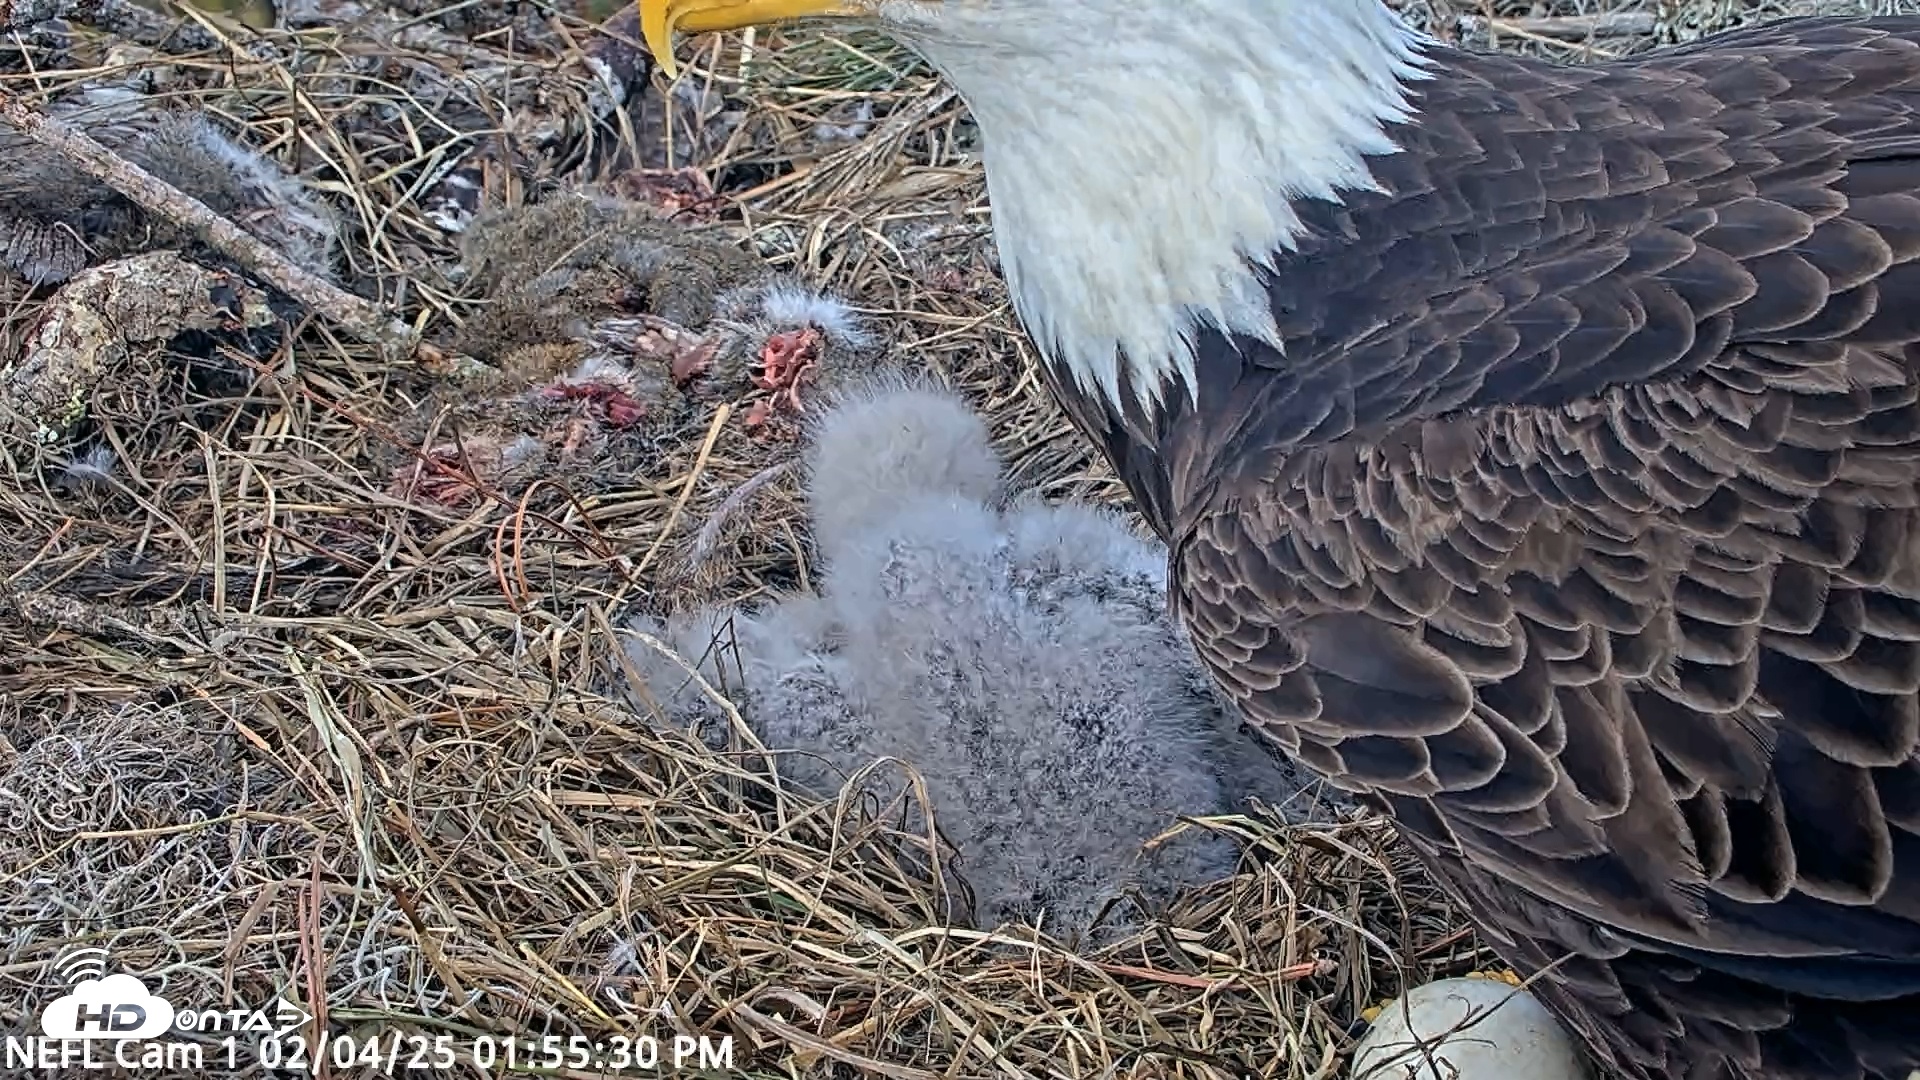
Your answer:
625;376;1274;944
801;370;1003;563
832;494;1243;942
998;496;1338;822
625;596;873;802
623;600;982;934
0;87;340;285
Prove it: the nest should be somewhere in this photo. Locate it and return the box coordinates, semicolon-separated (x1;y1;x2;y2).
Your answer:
6;0;1907;1076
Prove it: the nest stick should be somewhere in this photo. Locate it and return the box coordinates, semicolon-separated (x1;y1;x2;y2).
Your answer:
0;92;425;363
1458;12;1657;40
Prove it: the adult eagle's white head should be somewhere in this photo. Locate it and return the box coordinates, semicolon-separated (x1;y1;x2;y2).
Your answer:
639;0;1434;417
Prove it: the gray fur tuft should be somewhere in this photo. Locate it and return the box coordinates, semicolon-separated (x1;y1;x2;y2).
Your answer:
0;89;339;285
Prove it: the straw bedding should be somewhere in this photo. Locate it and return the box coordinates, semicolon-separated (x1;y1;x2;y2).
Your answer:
1;1;1912;1077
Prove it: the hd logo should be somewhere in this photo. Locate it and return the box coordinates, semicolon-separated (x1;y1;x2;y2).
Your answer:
40;970;177;1041
6;946;303;1072
38;948;175;1041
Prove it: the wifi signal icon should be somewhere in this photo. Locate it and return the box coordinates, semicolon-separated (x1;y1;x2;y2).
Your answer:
54;947;110;986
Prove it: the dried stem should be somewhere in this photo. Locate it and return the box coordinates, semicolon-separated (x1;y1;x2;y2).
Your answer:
0;92;424;363
1458;11;1658;40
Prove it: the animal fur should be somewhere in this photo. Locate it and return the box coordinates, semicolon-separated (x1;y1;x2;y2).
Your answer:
0;88;340;285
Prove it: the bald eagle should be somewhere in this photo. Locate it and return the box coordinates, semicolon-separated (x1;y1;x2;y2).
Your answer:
639;3;1920;1078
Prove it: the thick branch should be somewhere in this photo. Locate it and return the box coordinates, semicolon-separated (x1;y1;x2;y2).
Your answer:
0;92;424;363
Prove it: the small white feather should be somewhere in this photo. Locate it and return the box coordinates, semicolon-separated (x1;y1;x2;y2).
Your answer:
57;445;118;489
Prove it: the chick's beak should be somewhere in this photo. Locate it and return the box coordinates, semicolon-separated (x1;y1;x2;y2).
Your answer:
641;0;867;78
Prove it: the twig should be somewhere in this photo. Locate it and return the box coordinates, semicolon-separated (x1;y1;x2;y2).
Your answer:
1455;12;1657;40
0;91;426;364
729;1002;942;1080
635;403;731;577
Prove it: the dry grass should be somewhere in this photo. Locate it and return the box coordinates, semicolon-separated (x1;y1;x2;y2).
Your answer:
0;0;1906;1077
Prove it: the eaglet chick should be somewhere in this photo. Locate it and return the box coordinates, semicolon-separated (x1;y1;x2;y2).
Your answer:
625;376;1319;943
0;87;339;286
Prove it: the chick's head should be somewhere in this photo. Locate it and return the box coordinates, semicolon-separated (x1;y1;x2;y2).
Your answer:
803;377;1003;564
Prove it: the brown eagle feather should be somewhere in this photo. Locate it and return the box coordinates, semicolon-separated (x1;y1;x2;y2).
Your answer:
1044;16;1920;1080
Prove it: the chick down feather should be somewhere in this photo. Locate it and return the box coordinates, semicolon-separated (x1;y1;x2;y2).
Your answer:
625;376;1325;944
802;372;1002;563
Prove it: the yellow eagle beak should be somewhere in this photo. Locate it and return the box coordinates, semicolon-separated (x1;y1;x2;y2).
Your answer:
640;0;867;79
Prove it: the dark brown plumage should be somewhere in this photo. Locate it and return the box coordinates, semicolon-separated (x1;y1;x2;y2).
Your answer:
1037;16;1920;1080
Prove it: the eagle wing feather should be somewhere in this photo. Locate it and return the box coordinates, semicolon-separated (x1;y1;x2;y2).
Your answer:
1161;17;1920;1080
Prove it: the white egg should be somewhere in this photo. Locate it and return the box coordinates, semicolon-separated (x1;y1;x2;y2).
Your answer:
1350;976;1592;1080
